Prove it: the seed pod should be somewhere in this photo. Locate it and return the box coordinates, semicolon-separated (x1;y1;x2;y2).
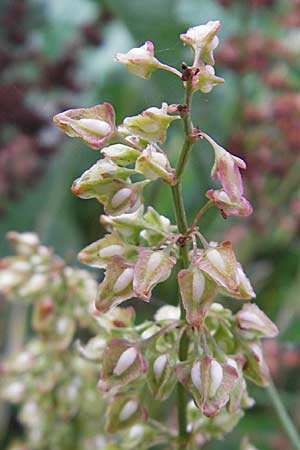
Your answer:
123;103;180;144
133;249;176;302
95;257;135;313
178;267;218;326
105;394;147;433
98;339;147;392
53;103;116;149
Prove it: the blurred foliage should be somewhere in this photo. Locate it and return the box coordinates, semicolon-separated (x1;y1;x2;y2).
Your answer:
1;0;300;449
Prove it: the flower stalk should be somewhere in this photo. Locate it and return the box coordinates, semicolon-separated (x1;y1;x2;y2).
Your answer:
171;77;196;446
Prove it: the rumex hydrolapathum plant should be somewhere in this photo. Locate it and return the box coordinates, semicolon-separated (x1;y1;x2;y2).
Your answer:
0;21;284;450
51;19;280;449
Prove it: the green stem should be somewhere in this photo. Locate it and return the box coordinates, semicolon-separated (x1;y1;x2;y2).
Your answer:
190;200;213;231
171;78;195;448
267;379;300;450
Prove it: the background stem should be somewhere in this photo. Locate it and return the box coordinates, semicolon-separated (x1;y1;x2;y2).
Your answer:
267;379;300;450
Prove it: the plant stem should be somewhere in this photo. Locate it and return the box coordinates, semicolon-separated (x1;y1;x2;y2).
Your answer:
171;78;195;448
190;200;213;231
267;378;300;450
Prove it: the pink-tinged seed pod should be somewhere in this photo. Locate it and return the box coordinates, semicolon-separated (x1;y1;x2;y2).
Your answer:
105;394;147;433
180;21;221;65
98;339;147;392
192;65;224;93
196;241;256;300
95;256;136;313
147;353;177;401
115;41;161;79
101;144;140;167
133;249;176;302
177;267;218;326
202;133;253;217
243;342;271;387
53;103;116;149
236;303;278;338
123;103;180;144
135;145;176;184
176;356;238;417
78;231;134;270
70;159;135;202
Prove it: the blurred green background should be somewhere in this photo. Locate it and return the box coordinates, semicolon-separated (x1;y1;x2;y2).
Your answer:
1;0;300;449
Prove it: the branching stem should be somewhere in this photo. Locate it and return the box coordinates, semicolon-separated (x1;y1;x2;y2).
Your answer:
190;200;213;231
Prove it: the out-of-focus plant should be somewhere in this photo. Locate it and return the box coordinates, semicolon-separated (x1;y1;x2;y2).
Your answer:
0;0;113;215
1;17;299;450
217;0;300;241
0;232;106;450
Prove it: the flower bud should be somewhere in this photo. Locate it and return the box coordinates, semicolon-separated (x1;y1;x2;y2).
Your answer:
119;399;139;421
71;159;135;202
94;305;136;331
123;103;180;144
54;316;76;350
203;133;253;217
105;180;149;216
95;256;135;313
226;356;249;414
32;297;55;332
153;354;168;382
7;231;40;255
142;206;176;246
154;305;180;321
192;65;224;93
18;273;48;297
196;241;255;300
236;304;278;338
98;339;147;391
115;41;161;79
78;231;135;269
105;394;146;433
180;21;221;65
1;381;26;403
0;268;24;296
53;103;116;149
3;351;35;374
133;249;176;301
101;144;140;166
176;357;238;417
187;405;244;440
178;267;218;326
243;342;270;386
100;206;146;245
206;188;253;217
113;348;138;376
147;353;176;400
76;336;107;361
135;145;176;184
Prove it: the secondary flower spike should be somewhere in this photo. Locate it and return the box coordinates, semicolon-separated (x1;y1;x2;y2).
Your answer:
202;132;253;217
53;103;116;149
